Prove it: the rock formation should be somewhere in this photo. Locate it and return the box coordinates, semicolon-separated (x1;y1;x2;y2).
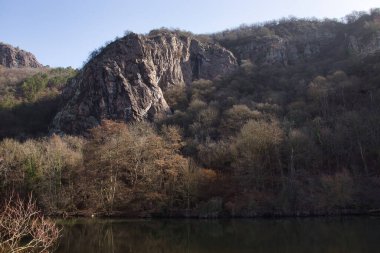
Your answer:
215;15;380;66
229;32;336;65
0;42;43;68
52;31;237;133
214;21;340;66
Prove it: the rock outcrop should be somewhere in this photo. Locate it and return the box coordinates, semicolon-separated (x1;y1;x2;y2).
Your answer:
52;31;237;134
215;21;340;66
215;14;380;66
347;32;380;56
230;32;336;65
0;42;43;68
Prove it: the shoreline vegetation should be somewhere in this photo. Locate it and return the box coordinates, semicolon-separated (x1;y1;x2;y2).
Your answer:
1;119;380;220
0;194;60;253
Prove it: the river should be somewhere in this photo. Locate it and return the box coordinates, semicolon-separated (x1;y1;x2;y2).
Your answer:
56;217;380;253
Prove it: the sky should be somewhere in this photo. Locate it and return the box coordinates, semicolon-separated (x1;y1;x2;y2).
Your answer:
0;0;377;68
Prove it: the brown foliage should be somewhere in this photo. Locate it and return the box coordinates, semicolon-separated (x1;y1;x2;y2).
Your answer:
0;136;84;212
83;120;197;213
232;119;284;190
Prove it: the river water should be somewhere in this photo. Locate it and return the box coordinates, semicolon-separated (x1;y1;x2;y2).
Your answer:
55;217;380;253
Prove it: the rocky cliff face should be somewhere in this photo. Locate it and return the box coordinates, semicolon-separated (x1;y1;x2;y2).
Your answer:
348;32;380;56
215;21;341;66
215;15;380;66
52;31;237;133
347;18;380;56
235;32;337;65
0;42;43;68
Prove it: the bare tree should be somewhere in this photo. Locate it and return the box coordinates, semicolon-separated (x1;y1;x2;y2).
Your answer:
0;194;61;253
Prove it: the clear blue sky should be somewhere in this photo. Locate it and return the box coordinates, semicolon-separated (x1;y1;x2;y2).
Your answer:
0;0;377;68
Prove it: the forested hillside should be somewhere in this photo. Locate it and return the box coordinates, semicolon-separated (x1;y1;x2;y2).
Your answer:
0;9;380;217
0;66;77;138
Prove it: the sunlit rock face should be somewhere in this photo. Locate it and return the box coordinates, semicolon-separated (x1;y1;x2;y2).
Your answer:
51;31;237;134
0;42;43;68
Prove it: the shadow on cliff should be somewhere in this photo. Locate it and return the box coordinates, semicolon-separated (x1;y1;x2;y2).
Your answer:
0;96;61;140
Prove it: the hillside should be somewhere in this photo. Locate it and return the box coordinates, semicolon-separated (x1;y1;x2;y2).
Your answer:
0;66;77;138
0;9;380;217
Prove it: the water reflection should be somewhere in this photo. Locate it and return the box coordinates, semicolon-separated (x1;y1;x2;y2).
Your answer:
56;217;380;253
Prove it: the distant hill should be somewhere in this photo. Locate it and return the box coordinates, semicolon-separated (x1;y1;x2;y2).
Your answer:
0;42;43;68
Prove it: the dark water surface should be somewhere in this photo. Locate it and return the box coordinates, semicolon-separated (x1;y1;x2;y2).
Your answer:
55;217;380;253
